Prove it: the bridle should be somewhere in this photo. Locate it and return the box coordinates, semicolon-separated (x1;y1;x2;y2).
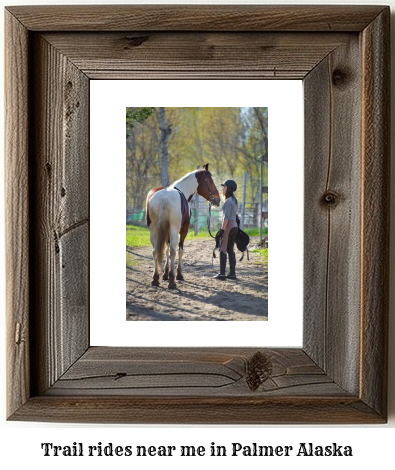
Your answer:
199;171;220;240
200;170;219;206
175;171;219;240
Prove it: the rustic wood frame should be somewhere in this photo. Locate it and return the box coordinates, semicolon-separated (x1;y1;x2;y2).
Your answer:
5;5;390;424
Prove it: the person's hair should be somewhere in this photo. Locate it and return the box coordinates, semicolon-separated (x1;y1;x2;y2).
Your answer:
223;187;238;205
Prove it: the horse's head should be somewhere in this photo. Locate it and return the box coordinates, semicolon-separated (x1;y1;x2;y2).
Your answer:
196;163;221;207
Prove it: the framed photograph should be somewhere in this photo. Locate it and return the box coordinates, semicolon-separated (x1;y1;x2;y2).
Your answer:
90;80;303;346
123;104;271;322
5;5;389;423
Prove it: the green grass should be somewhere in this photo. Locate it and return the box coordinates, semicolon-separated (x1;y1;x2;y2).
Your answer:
126;224;216;248
250;247;268;264
126;225;151;248
126;224;268;248
244;227;268;237
126;251;141;268
188;229;217;239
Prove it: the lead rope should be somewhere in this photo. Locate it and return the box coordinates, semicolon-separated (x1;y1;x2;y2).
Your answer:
207;202;216;239
207;202;218;266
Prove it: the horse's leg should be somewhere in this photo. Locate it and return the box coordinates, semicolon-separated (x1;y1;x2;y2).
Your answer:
176;245;184;281
149;229;160;286
168;227;179;289
176;226;188;281
163;241;170;280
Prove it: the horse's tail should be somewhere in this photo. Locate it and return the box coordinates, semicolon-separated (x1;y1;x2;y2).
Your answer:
146;194;152;227
146;186;166;227
155;213;170;266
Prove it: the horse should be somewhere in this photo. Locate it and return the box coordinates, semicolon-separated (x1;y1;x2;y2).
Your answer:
146;163;220;289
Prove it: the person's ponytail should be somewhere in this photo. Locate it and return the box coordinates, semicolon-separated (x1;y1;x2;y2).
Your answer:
224;187;238;205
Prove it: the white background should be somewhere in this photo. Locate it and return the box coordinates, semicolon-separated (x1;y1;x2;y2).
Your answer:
1;0;394;469
90;80;303;347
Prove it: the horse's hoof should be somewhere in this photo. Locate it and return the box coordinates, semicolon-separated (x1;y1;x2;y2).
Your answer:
151;280;160;287
168;283;177;289
162;274;169;281
176;274;184;281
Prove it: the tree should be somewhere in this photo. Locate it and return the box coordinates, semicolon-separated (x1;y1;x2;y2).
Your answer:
253;107;268;156
125;107;266;214
152;107;172;187
126;107;153;136
126;122;160;214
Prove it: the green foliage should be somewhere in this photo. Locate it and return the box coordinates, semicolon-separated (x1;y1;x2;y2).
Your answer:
126;107;153;136
126;107;268;211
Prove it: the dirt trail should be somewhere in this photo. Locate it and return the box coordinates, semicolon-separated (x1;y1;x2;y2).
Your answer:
126;237;268;321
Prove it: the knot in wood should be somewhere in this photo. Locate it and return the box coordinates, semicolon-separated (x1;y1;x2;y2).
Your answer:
114;372;127;381
15;322;22;345
332;68;348;87
321;190;339;207
123;35;149;48
246;351;273;391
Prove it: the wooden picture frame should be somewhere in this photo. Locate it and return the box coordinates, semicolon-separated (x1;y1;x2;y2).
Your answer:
5;5;389;424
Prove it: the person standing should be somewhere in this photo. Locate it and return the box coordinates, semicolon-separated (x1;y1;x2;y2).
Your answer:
213;179;238;280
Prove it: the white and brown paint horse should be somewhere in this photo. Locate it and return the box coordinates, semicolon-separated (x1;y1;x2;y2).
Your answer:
146;163;220;289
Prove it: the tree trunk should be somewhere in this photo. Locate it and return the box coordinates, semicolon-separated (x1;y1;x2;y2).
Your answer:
156;107;171;187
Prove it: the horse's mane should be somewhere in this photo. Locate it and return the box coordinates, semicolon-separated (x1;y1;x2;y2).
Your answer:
169;170;197;189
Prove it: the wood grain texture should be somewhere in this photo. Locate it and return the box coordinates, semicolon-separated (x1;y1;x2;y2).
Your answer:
9;395;383;425
303;56;331;372
5;5;389;424
5;10;30;418
304;35;362;395
46;347;345;397
29;34;90;395
5;5;386;32
360;8;390;417
42;32;351;80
